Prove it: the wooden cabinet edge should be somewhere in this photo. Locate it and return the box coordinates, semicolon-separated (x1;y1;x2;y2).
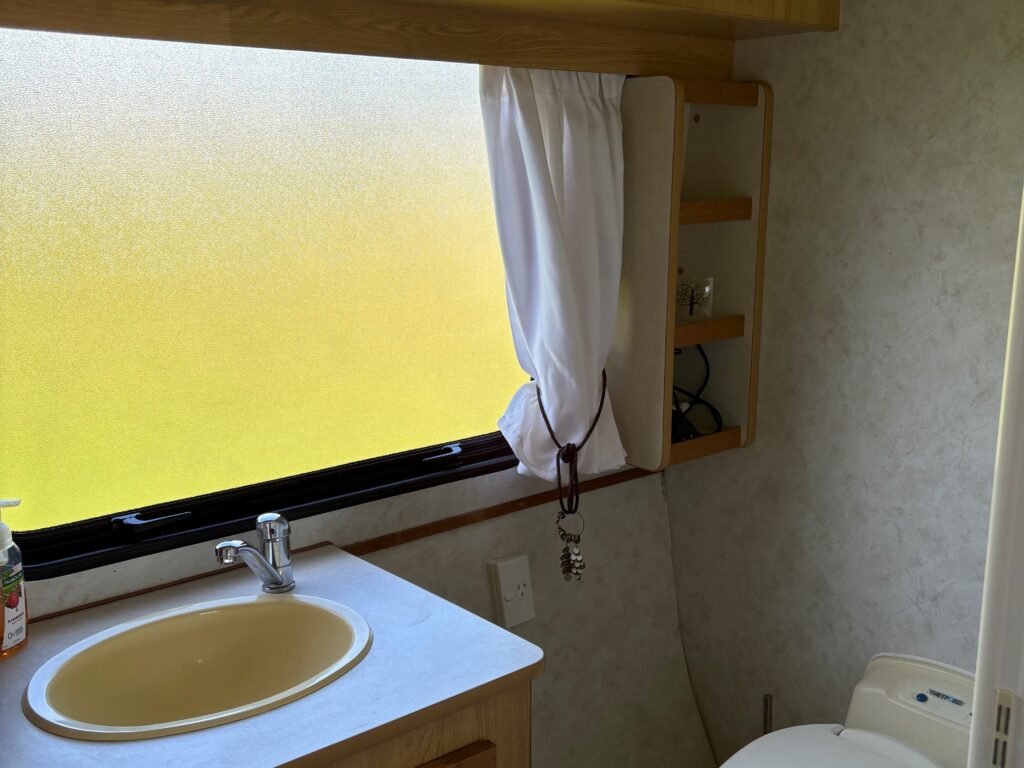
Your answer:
325;685;530;768
0;1;734;79
742;81;773;448
287;672;539;768
668;427;742;465
417;740;497;768
673;315;745;347
681;79;760;106
0;1;840;47
680;197;753;224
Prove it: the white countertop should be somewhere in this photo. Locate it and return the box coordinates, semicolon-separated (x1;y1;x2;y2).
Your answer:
3;546;544;767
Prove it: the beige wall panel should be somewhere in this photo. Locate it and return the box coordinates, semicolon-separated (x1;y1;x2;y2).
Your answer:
667;0;1024;760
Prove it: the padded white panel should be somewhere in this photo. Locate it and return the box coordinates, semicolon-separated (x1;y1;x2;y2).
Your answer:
609;75;679;471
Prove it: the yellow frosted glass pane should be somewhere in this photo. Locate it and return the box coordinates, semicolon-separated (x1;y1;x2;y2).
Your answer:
0;31;525;532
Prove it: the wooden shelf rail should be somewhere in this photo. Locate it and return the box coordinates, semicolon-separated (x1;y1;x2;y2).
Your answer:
668;426;741;465
680;197;752;224
683;80;759;106
674;314;744;347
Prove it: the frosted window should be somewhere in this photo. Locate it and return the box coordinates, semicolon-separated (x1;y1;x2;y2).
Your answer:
0;30;524;531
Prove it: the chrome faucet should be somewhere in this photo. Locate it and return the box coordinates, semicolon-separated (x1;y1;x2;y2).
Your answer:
215;513;295;593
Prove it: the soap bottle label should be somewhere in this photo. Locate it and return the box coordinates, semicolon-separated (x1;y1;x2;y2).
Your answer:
2;565;26;652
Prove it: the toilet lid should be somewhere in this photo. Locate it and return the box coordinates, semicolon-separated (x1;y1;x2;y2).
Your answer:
722;724;943;768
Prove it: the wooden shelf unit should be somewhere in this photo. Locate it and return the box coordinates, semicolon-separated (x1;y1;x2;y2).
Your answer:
668;426;741;465
674;315;745;347
680;197;753;224
667;79;772;469
578;76;775;474
613;77;770;471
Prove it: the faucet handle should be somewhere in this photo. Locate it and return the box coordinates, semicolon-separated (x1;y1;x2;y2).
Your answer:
256;512;290;542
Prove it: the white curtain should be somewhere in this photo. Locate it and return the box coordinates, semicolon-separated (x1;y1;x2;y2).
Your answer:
480;66;627;482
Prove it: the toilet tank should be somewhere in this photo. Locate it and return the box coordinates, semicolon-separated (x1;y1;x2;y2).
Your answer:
845;654;974;768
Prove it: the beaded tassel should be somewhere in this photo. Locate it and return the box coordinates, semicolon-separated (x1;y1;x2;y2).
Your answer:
558;521;586;581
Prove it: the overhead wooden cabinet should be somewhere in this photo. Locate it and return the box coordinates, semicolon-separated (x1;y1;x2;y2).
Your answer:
0;1;838;79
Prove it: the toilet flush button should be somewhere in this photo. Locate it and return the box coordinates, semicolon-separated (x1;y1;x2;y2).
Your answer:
897;682;972;726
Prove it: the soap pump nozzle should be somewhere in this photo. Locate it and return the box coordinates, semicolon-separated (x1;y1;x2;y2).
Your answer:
0;499;20;552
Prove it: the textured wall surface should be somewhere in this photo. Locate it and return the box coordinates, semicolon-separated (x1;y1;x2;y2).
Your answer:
368;475;715;768
666;0;1024;760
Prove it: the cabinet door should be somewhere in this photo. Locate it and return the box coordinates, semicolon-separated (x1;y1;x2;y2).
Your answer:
416;740;496;768
610;75;684;471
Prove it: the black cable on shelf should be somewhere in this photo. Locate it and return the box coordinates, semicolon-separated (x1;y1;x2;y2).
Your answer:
671;344;723;442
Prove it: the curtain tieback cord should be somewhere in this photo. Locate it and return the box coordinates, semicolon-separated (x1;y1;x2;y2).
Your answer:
535;370;607;580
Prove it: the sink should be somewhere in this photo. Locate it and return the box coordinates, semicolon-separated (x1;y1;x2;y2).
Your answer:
23;594;372;741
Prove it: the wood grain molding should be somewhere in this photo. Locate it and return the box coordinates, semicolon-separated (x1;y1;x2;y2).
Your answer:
344;468;649;557
0;0;735;79
417;741;496;768
674;314;745;347
0;0;840;57
668;426;741;464
654;0;840;29
683;79;760;105
358;0;840;40
296;685;530;768
742;81;774;446
680;197;753;224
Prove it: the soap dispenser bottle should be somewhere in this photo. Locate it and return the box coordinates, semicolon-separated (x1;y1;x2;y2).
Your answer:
0;499;27;659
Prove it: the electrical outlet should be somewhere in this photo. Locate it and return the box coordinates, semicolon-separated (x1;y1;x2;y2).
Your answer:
487;553;535;628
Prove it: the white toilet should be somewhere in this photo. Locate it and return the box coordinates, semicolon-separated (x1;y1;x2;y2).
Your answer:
723;655;973;768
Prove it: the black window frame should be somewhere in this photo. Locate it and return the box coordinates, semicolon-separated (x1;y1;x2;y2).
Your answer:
14;432;517;580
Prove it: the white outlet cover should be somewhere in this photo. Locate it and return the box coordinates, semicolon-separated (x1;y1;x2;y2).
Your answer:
487;553;535;629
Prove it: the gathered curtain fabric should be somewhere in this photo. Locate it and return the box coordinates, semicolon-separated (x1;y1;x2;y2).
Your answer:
480;66;627;482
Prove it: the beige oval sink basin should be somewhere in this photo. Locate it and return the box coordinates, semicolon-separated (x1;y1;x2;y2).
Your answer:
23;594;371;741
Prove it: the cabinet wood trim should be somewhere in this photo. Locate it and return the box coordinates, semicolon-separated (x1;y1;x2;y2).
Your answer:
673;315;745;347
0;0;734;79
298;685;530;768
417;740;497;768
680;197;753;224
682;80;760;105
668;426;741;465
344;468;649;557
743;82;774;446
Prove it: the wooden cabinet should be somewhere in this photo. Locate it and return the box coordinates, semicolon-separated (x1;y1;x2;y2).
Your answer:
0;1;838;84
609;75;772;471
673;79;773;459
306;685;530;768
